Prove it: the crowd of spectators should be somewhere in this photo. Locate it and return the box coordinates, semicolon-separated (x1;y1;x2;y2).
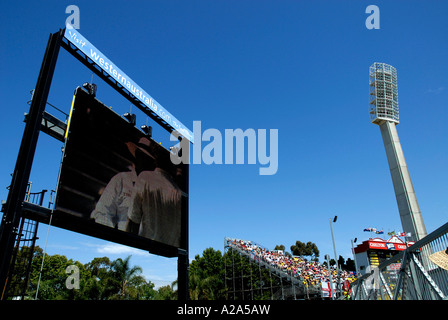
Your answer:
227;238;357;289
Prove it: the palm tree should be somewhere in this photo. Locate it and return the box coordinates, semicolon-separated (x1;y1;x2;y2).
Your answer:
111;255;142;299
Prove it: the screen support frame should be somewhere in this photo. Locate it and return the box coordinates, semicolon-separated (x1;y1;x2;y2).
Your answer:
0;30;62;298
0;28;190;300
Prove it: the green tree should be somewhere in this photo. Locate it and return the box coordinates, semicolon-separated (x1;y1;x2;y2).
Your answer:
153;280;177;300
274;244;285;251
84;256;116;299
345;258;356;272
27;248;91;300
8;246;157;300
338;255;345;269
125;274;156;299
110;255;143;299
155;284;175;300
290;241;319;260
189;247;225;300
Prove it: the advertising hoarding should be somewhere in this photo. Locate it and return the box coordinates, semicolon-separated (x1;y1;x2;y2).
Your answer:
63;23;194;143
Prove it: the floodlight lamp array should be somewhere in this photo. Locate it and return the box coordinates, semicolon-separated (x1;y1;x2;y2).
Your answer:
369;62;399;125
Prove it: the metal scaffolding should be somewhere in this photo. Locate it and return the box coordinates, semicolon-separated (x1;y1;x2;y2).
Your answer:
224;238;321;300
1;186;54;300
351;222;448;300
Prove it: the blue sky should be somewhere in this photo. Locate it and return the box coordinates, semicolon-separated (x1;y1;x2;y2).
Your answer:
1;1;447;288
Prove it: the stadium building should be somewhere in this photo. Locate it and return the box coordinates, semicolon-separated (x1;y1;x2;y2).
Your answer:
354;235;415;277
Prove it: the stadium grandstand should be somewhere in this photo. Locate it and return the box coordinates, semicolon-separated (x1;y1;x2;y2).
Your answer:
224;238;357;300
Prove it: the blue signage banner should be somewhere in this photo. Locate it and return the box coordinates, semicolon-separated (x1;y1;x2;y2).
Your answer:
63;24;194;143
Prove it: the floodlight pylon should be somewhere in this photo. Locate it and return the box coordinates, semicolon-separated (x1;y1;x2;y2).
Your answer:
369;62;427;242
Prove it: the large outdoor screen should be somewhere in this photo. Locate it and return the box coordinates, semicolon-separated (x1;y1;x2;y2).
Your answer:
54;87;187;253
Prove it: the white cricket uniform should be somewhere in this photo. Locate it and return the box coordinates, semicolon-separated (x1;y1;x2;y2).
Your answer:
127;168;182;247
90;169;138;230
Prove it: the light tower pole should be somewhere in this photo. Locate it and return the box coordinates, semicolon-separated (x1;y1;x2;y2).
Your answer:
369;62;427;242
329;216;341;297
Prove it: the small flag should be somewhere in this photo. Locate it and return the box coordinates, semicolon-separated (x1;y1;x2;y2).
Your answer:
398;232;412;237
376;230;384;234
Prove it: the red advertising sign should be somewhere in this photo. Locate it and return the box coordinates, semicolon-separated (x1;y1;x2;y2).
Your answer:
368;241;387;250
367;241;412;251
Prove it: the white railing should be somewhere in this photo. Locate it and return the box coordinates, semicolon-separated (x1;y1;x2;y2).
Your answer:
351;222;448;300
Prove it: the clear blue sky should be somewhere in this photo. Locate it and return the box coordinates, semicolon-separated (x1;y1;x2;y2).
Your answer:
1;1;447;288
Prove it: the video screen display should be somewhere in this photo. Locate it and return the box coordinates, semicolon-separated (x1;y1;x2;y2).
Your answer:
55;87;187;250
